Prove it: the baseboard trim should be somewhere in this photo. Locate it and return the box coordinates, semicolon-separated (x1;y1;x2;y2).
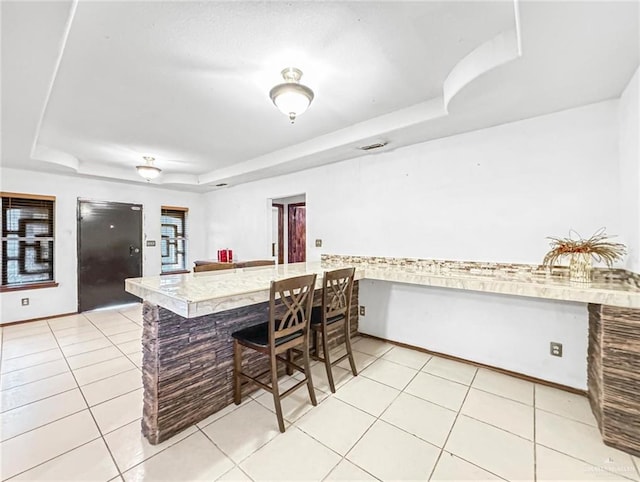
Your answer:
0;311;79;327
358;333;587;396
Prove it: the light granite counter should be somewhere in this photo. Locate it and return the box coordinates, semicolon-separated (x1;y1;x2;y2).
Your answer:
127;256;640;456
125;259;640;318
125;262;365;318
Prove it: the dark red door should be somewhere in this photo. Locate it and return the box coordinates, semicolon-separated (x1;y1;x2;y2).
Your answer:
77;200;142;312
288;202;306;263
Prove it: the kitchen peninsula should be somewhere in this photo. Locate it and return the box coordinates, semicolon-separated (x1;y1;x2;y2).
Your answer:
125;255;640;456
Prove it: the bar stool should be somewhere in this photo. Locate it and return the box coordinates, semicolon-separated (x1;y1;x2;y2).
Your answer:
310;267;358;393
231;273;318;432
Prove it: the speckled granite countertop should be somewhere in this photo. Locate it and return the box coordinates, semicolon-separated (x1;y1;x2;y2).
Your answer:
125;262;365;318
125;257;640;318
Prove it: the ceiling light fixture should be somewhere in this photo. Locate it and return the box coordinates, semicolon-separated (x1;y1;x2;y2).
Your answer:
136;156;161;181
269;67;314;124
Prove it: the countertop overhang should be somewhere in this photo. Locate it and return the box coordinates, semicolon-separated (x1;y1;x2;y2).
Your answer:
125;259;640;318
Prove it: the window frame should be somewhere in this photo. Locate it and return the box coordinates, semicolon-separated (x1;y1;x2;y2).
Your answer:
160;206;188;274
1;192;58;292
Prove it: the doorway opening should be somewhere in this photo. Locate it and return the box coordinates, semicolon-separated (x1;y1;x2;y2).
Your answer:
271;194;306;264
77;199;143;312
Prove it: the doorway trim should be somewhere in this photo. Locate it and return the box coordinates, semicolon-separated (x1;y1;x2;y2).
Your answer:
272;203;284;264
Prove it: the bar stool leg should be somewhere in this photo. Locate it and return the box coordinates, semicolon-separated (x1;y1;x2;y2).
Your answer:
314;329;320;359
286;349;294;376
321;327;336;393
303;338;318;406
344;322;358;376
233;340;242;404
270;352;286;433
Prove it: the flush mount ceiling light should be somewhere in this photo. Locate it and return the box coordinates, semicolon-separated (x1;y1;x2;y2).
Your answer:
136;156;162;181
269;67;314;124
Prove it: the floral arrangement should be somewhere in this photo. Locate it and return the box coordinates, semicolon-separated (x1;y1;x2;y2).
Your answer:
542;228;626;268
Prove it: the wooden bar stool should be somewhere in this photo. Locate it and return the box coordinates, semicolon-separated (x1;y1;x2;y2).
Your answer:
231;273;318;432
310;267;358;393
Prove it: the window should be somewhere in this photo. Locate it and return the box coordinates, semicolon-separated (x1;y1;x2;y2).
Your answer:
161;206;187;273
1;193;55;289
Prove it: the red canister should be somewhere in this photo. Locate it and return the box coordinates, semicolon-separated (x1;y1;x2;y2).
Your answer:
217;249;232;262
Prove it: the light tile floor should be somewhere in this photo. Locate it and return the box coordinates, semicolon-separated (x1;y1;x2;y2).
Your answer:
1;306;640;481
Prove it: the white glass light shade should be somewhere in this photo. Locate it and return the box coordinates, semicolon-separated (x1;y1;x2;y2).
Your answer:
136;156;161;180
272;86;313;117
136;165;161;180
269;68;314;123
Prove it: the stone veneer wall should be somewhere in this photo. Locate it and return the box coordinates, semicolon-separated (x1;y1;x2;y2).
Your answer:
141;282;359;445
588;304;640;457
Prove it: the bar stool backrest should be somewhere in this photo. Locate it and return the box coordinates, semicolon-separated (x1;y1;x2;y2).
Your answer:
322;267;356;321
269;274;317;347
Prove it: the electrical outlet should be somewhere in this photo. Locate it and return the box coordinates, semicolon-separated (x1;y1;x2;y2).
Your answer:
21;298;29;306
315;239;322;247
359;306;365;316
550;342;563;357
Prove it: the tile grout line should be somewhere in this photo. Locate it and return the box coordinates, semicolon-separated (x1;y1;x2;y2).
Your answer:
329;349;427;480
0;383;78;415
0;404;88;444
631;454;640;479
209;347;391;480
0;316;110;480
290;351;392;481
86;316;143;363
67;352;129;371
0;350;65;375
5;430;105;480
424;368;508;482
1;337;137;375
116;428;201;478
195;425;257;479
0;361;70;392
8;314;633;481
425;368;476;481
46;314;125;480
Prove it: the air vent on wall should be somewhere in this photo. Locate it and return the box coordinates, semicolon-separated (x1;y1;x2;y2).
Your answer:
358;142;388;151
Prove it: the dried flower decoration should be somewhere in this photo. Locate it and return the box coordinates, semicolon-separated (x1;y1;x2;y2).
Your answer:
542;227;626;268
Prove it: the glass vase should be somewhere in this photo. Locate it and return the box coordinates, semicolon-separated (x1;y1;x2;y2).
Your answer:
569;252;592;283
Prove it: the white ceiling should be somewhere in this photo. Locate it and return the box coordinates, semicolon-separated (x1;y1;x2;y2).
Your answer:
1;1;638;192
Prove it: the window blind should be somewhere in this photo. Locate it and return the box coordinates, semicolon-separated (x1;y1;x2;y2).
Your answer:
1;193;55;287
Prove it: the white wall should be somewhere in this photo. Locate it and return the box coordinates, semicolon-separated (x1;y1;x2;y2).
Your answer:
204;100;622;388
619;67;640;274
0;168;206;323
205;100;622;266
359;281;587;388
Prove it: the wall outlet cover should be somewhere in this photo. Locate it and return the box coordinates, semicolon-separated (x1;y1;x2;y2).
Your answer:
315;239;322;247
550;342;563;357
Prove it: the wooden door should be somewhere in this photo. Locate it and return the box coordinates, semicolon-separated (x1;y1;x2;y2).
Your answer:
288;202;306;263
